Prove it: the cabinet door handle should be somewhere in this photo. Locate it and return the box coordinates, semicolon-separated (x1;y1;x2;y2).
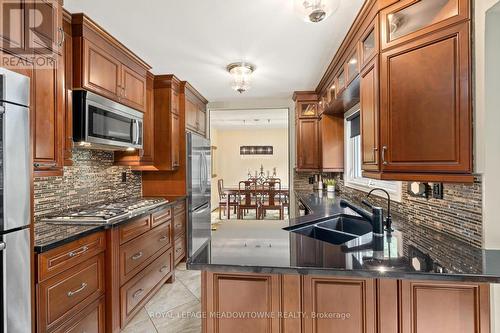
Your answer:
159;235;169;242
382;146;388;165
68;245;89;257
57;27;65;47
133;288;144;299
175;223;182;228
131;251;143;260
159;265;169;273
34;162;57;169
67;282;87;297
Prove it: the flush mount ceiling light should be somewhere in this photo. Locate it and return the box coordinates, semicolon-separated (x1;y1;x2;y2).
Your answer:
294;0;339;23
227;62;256;94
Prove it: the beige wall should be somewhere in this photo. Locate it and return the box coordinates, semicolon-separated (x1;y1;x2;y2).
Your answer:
210;127;289;207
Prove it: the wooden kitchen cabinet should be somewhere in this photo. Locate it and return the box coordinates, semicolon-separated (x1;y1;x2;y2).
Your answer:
0;0;28;53
398;280;490;333
182;81;208;137
72;13;150;112
202;271;491;333
380;0;470;51
302;276;376;333
375;22;472;181
106;205;175;332
36;232;106;333
360;57;380;172
294;91;343;172
32;51;64;176
62;10;73;166
297;118;320;170
115;72;156;169
203;271;282;333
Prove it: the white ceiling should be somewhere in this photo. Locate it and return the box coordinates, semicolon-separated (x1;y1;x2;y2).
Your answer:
64;0;364;102
211;109;288;129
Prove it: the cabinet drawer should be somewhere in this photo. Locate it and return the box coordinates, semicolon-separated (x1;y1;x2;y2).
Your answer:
119;215;151;245
120;248;173;327
38;232;106;281
174;235;185;262
173;200;186;215
152;206;172;228
54;296;105;333
173;212;186;239
38;254;105;333
119;222;172;284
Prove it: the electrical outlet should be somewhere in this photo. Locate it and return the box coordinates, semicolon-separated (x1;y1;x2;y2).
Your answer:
121;172;127;183
432;183;444;199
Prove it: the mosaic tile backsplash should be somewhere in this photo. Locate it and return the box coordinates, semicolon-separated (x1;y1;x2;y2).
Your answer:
294;171;483;248
34;149;142;220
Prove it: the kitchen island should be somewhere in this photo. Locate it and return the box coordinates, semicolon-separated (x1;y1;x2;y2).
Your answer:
188;191;500;333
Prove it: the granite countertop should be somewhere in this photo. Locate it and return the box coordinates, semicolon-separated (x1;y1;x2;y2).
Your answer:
34;195;187;253
187;191;500;282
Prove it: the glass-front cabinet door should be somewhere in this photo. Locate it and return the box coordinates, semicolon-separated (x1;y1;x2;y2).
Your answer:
346;49;360;84
359;16;379;70
298;102;318;118
380;0;469;50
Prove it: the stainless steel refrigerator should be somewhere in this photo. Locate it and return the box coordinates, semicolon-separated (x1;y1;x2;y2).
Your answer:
0;68;32;332
186;132;211;258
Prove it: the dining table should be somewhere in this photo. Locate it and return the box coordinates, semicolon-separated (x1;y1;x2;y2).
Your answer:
222;186;289;219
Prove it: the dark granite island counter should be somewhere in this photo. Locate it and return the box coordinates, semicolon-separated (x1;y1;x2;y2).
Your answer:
188;191;498;333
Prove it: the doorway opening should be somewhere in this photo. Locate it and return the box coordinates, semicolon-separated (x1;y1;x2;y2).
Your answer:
209;108;290;223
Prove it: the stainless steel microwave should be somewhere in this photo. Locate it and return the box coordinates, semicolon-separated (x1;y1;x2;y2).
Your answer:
73;90;143;150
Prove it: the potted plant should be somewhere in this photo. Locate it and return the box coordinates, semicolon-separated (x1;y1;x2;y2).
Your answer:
325;179;336;192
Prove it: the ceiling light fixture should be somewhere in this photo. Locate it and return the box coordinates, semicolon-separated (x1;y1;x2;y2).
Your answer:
227;62;256;94
294;0;339;23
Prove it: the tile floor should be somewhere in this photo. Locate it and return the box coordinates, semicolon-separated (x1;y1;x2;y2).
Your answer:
122;263;202;333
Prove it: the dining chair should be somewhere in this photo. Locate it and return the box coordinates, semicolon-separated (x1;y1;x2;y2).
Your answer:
260;180;284;220
217;179;237;220
237;180;260;219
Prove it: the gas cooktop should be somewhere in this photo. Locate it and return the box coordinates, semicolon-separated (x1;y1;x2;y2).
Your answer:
41;197;168;225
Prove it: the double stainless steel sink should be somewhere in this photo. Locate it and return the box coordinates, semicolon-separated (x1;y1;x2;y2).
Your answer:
284;215;373;245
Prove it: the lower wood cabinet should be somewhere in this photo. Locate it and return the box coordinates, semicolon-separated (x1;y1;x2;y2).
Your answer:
106;205;175;332
54;296;105;333
202;272;491;333
36;232;106;333
302;276;376;333
203;272;282;333
173;200;187;265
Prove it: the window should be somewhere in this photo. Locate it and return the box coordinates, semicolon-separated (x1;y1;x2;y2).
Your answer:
344;109;402;202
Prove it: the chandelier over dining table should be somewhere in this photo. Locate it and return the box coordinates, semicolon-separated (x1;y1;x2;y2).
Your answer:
248;165;277;184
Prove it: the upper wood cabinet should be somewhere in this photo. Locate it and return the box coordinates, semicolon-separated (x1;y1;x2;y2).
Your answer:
0;0;28;53
360;58;380;172
62;10;73;166
359;15;379;70
152;75;182;170
294;91;343;172
310;0;473;183
297;118;320;170
115;72;156;169
380;0;470;51
32;52;64;176
378;22;472;177
71;13;150;112
181;81;208;137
